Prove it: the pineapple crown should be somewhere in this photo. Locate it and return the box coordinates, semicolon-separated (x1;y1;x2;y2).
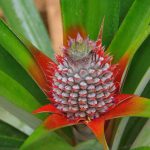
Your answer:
63;33;96;60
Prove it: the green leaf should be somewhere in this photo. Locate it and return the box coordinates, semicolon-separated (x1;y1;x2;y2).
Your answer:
0;136;24;149
110;118;128;150
0;120;26;149
0;100;42;135
61;0;85;31
117;117;147;150
130;82;150;149
119;0;135;24
0;44;47;105
131;119;150;149
107;0;150;62
0;0;54;58
84;0;120;46
123;36;150;94
0;71;46;120
131;147;150;150
75;139;102;150
0;19;48;92
20;125;73;150
0;71;40;112
0;120;27;140
56;127;75;145
141;81;150;97
61;0;120;46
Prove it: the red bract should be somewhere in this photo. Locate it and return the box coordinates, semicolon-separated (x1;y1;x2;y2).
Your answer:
31;26;150;150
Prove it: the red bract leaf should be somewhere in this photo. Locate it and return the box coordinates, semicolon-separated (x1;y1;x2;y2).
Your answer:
104;95;150;120
29;46;57;98
115;52;129;85
33;104;61;114
114;94;133;104
44;114;79;131
85;119;109;150
28;63;49;94
30;47;57;80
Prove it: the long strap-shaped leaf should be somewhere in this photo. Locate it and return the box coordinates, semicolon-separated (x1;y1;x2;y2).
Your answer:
107;0;150;84
0;0;54;58
123;37;150;94
0;104;37;135
131;119;150;149
0;20;48;93
108;0;150;62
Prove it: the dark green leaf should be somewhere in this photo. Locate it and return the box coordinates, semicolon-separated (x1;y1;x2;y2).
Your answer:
123;36;150;94
119;0;135;24
0;120;27;149
0;120;27;139
0;136;24;149
131;119;150;149
118;117;147;150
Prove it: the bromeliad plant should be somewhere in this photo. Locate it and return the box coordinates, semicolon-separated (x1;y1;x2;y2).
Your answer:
31;27;150;150
0;0;150;150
